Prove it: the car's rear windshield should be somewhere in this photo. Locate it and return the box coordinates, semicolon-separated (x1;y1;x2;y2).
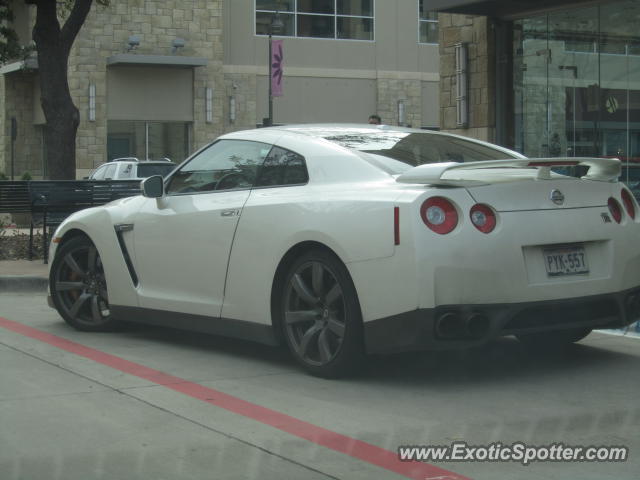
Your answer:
315;129;518;174
137;163;176;178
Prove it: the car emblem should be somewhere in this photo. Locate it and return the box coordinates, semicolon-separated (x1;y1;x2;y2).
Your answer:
550;189;564;205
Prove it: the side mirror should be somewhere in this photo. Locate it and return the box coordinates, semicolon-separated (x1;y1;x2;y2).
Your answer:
141;175;164;198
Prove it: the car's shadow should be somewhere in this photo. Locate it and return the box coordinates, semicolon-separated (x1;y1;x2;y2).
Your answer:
104;322;639;384
360;336;638;386
113;321;293;367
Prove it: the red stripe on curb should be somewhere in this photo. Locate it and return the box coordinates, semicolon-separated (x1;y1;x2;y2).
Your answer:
0;317;469;480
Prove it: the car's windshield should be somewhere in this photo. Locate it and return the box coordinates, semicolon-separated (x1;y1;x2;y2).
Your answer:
313;129;520;174
137;163;176;178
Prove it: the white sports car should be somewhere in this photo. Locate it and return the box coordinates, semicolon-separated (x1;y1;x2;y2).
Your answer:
48;125;640;377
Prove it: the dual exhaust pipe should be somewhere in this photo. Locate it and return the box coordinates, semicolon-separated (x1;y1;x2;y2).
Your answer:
435;311;491;340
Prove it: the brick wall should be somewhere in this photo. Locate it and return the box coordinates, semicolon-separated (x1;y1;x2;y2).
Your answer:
439;14;496;142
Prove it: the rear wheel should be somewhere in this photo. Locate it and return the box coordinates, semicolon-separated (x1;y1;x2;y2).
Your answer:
516;327;592;348
279;250;364;378
50;236;116;331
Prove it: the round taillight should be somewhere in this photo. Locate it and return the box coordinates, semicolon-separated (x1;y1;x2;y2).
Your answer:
621;189;636;220
420;197;458;234
470;204;496;233
608;197;623;224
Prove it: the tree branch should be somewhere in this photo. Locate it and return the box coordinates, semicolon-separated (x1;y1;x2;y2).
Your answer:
60;0;94;50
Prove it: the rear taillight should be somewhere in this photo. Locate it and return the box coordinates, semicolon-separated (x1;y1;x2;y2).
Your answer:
608;197;623;224
621;189;636;220
420;197;458;234
470;204;496;233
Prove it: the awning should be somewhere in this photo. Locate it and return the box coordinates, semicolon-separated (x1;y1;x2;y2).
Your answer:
428;0;604;18
0;57;38;75
106;54;207;68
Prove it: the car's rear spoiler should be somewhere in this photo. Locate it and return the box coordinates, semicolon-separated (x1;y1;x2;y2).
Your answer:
395;157;621;187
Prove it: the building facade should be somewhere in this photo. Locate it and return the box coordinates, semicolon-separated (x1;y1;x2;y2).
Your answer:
0;0;441;179
434;0;640;165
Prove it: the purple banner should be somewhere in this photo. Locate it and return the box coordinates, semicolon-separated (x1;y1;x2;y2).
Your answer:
271;40;284;97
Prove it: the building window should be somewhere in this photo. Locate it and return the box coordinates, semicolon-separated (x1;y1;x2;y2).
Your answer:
256;0;374;41
419;2;438;44
107;121;190;163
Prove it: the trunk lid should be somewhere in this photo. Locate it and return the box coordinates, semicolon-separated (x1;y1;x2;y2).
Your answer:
396;157;621;211
466;177;610;211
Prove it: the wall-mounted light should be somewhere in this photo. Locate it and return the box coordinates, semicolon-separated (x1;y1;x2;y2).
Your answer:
455;43;469;127
89;84;96;122
172;38;185;54
127;35;140;52
397;100;406;127
205;87;213;123
229;95;236;123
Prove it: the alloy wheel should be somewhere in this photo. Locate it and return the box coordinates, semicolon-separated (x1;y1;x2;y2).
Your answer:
283;260;347;367
51;238;111;329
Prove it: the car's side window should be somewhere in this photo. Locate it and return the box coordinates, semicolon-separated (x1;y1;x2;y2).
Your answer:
90;165;107;180
103;164;117;180
254;146;309;188
166;140;271;195
119;163;135;179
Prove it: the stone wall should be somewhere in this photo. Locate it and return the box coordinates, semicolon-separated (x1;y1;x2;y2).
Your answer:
3;0;443;177
439;14;496;142
67;0;225;172
376;77;422;128
223;73;258;132
1;73;43;178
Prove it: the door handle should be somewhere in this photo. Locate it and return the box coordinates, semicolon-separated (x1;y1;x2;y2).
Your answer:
220;209;240;217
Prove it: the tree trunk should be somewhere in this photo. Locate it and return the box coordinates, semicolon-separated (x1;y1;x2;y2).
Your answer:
28;0;94;179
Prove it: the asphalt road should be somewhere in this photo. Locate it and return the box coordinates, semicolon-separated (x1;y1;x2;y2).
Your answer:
1;291;639;480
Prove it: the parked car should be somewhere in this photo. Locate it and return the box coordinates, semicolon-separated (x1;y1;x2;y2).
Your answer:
87;158;176;180
48;125;640;377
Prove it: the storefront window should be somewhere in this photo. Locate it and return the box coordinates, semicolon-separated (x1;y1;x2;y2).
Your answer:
107;121;190;163
513;0;640;164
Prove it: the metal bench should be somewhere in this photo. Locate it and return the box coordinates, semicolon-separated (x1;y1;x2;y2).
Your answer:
0;180;142;263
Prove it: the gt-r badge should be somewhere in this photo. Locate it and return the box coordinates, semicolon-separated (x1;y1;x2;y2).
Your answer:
550;189;565;205
601;213;612;223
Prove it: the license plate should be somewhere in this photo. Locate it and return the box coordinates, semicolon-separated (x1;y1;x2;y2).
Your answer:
543;245;589;277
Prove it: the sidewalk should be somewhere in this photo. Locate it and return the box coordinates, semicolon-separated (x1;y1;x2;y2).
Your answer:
0;259;49;292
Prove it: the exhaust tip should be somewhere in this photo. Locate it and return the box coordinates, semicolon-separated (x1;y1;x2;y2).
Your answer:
435;312;465;339
466;313;490;339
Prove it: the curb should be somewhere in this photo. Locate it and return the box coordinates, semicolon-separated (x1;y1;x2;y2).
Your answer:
0;275;48;292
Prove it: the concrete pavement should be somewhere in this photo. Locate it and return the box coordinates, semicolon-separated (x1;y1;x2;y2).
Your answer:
2;291;640;480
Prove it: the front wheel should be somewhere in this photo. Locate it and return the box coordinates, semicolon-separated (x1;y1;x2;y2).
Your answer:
516;327;592;348
279;250;365;378
50;236;117;331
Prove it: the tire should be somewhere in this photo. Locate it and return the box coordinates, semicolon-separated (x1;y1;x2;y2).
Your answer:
516;327;592;348
278;249;365;378
49;235;117;331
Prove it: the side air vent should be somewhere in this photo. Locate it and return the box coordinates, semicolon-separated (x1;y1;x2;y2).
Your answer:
114;224;138;286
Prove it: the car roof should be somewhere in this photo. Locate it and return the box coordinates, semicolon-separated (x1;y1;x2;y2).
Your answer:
223;123;525;160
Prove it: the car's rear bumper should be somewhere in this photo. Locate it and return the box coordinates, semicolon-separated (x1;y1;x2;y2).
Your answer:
363;286;640;354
